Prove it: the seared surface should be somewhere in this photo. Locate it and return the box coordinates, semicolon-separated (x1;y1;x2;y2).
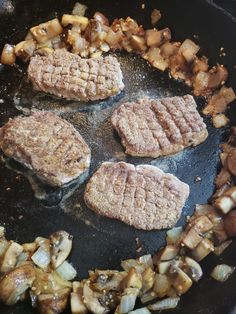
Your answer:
0;112;91;186
111;95;208;157
84;161;190;230
28;50;124;101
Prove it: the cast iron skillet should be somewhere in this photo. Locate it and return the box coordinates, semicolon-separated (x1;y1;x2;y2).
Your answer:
0;0;236;313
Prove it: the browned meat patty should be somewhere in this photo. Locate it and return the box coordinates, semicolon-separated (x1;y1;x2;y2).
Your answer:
28;49;124;101
111;95;208;157
84;161;190;230
0;111;91;186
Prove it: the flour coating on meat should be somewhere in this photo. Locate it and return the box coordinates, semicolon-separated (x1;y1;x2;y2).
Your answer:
111;95;208;157
84;161;190;230
0;111;91;186
28;49;124;101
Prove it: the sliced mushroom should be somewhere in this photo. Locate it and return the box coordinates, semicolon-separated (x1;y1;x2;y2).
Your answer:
0;242;23;273
14;39;36;62
83;282;108;314
37;287;71;314
192;56;209;74
22;242;38;255
0;263;35;305
91;270;126;292
30;18;63;44
156;245;179;261
214;195;234;214
166;227;183;245
211;264;235;282
169;264;192;295
50;231;73;269
94;12;109;26
227;150;236;176
130;35;147;52
181;227;202;249
207;66;228;90
189;215;214;234
71;291;88;314
224;210;236;237
191;238;214;261
214;240;232;256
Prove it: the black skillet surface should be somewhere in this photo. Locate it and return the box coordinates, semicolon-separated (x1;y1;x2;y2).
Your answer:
0;0;236;313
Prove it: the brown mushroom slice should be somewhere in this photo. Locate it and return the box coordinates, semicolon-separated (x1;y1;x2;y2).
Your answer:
227;150;236;176
91;270;126;292
14;39;36;62
214;195;234;214
191;238;214;261
83;282;108;314
22;242;38;255
0;242;23;273
190;215;214;233
183;257;203;282
181;228;202;249
1;44;16;65
156;245;179;262
207;66;228;90
130;35;147;52
0;263;35;305
94;12;109;26
224;210;236;237
71;281;88;314
192;56;209;74
37;287;71;314
50;231;73;269
30;18;63;44
203;86;236;116
169;264;193;295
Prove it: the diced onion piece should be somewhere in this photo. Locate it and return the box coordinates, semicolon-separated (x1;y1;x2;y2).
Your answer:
157;261;172;274
0;240;9;257
0;226;5;238
211;264;235;282
151;9;162;25
214;240;232;256
141;267;155;293
1;44;16;65
120;288;139;314
213;114;229;128
129;307;151;314
153;274;170;298
148;297;180;311
130;35;147;52
62;15;89;31
143;47;168;71
94;12;109;26
30;18;63;44
179;39;200;63
158;245;179;261
56;261;77;281
105;29;123;48
181;227;202;249
138;254;153;269
214;195;234;214
140;291;157;304
16;252;30;266
31;246;50;269
184;257;203;282
72;2;88;16
123;268;142;290
166;227;183;244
